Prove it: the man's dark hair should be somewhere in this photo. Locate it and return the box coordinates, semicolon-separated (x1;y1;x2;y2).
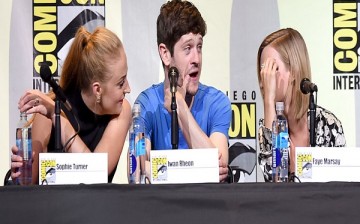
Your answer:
157;0;207;56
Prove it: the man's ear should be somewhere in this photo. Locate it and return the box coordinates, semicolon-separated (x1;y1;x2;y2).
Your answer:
159;43;171;66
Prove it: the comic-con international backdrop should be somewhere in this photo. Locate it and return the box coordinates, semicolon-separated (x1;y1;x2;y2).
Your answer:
1;0;359;183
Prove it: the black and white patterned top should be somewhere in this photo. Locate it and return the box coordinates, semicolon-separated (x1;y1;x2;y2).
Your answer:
258;105;346;182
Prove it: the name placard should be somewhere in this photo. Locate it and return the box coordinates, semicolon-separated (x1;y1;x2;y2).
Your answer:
295;147;360;182
150;148;219;184
39;153;108;185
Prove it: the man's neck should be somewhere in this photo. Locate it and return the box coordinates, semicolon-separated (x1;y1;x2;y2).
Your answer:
185;93;193;108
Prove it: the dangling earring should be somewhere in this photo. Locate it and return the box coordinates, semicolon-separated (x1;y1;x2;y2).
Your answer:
96;94;101;104
94;94;101;117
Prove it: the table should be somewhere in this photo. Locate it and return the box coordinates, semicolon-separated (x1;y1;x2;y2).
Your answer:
0;182;359;224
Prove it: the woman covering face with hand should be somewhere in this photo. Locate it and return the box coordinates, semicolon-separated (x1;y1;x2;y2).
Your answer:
11;26;131;184
257;28;346;182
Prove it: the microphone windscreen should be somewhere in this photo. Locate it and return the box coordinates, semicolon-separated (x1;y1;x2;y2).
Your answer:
169;67;179;80
300;78;308;94
40;64;52;82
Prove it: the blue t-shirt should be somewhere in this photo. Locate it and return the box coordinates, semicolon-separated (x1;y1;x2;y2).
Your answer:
134;82;231;150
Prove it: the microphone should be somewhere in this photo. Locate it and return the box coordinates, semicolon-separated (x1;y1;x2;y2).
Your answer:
168;67;179;149
40;64;72;112
168;67;179;94
300;78;318;94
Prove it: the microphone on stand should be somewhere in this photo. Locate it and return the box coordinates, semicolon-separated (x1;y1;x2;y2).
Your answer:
300;77;317;147
40;64;63;151
40;64;72;112
168;67;179;149
300;78;318;94
40;63;78;152
168;67;179;94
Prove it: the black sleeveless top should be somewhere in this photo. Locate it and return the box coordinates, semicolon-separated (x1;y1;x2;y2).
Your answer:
48;89;115;183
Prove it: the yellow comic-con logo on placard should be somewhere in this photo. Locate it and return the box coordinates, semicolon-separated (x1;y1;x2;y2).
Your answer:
152;156;168;181
297;153;312;179
40;159;56;185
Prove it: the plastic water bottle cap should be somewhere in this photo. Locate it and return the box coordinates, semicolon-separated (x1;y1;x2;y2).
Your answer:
275;102;284;111
133;103;141;113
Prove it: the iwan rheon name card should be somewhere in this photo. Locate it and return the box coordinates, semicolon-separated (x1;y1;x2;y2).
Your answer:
150;148;219;184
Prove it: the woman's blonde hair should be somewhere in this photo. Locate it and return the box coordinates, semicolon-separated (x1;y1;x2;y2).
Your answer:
60;26;124;92
257;28;311;121
31;26;124;124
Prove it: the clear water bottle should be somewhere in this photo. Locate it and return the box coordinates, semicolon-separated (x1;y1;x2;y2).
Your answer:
271;115;279;182
132;103;146;184
128;122;136;184
272;102;289;182
15;112;32;185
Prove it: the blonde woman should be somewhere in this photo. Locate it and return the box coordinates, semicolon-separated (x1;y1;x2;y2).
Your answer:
11;26;131;184
257;28;346;182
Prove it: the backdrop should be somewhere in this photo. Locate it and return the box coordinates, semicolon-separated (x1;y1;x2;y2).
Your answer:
1;0;358;184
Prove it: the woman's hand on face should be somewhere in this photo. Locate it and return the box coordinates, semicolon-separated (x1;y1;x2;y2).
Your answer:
18;89;55;119
260;58;278;105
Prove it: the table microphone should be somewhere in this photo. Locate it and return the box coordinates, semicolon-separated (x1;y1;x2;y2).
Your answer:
168;67;179;94
40;64;72;112
168;67;179;149
300;78;318;94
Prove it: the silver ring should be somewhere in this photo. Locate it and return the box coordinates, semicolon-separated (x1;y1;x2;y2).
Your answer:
34;98;40;106
260;64;265;69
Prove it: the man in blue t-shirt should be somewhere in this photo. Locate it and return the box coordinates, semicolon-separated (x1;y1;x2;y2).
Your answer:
134;0;231;182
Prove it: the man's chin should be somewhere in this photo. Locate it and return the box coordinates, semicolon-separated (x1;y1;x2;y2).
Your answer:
186;85;198;96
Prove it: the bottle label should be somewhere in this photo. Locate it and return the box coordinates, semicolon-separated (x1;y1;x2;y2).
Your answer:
135;134;146;156
129;154;137;175
279;132;289;182
273;147;281;168
272;130;281;168
279;132;289;149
